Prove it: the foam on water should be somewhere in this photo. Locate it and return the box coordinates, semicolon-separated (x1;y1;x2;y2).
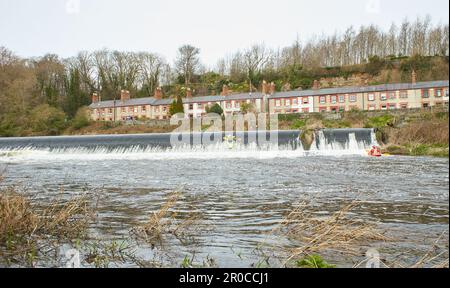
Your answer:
0;129;377;162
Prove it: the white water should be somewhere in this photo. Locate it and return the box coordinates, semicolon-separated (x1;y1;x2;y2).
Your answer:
308;132;371;157
0;131;376;162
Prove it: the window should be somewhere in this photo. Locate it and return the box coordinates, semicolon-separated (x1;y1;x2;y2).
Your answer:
292;98;298;105
198;103;203;109
349;95;357;102
276;100;281;107
368;93;375;101
368;104;376;111
380;93;387;101
285;99;291;106
389;92;396;100
435;89;442;97
319;96;326;104
400;91;408;99
339;107;345;112
400;103;408;109
422;103;429;108
331;107;338;113
155;106;160;112
109;108;113;114
142;106;146;112
226;102;231;109
422;89;430;98
303;97;309;104
319;107;327;113
134;107;138;113
388;104;397;110
381;104;387;110
235;102;240;108
331;96;337;104
188;104;193;110
339;95;345;103
121;107;126;113
163;106;167;112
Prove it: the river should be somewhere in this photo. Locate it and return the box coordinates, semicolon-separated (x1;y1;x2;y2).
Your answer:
0;130;448;268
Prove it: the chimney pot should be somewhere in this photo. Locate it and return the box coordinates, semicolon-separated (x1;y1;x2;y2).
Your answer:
155;87;163;100
121;90;131;102
412;70;417;85
262;80;268;95
221;84;229;96
269;82;276;95
186;88;193;98
92;92;99;103
313;80;320;90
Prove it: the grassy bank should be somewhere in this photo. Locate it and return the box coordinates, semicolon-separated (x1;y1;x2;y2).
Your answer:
279;109;449;157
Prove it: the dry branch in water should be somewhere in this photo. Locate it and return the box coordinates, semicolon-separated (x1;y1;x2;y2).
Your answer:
279;201;389;265
131;191;204;247
0;188;93;266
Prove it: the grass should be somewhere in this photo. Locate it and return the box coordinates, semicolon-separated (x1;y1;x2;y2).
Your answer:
278;201;389;266
0;189;93;267
131;190;204;247
131;191;180;245
364;115;396;129
296;254;336;268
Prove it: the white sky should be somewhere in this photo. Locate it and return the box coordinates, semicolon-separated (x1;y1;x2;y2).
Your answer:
0;0;449;67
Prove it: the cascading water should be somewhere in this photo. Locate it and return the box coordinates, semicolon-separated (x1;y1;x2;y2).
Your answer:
0;129;378;161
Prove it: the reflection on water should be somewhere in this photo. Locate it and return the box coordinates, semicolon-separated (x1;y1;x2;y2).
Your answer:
0;143;448;267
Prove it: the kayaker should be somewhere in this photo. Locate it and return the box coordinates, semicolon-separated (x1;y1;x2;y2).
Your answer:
368;145;382;157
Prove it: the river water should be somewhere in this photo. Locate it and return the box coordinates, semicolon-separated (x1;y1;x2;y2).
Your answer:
0;130;448;268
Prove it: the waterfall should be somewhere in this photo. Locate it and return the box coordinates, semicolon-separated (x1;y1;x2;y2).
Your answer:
0;129;378;161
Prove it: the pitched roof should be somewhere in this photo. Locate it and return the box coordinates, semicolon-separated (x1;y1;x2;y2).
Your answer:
89;80;449;108
271;80;449;98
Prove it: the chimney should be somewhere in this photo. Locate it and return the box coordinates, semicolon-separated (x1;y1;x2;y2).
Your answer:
312;80;320;90
221;84;229;96
121;90;131;102
92;92;99;103
269;82;276;95
412;70;417;85
154;87;163;100
186;88;193;98
261;80;268;95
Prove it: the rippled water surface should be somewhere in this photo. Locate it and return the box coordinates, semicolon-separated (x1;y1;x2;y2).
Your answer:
0;135;448;267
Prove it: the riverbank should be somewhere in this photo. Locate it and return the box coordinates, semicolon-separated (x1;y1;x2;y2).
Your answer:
279;108;449;157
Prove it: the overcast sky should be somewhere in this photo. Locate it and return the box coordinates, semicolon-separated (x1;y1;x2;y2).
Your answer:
0;0;448;67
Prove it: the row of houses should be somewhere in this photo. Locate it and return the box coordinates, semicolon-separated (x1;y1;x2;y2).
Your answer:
89;75;449;122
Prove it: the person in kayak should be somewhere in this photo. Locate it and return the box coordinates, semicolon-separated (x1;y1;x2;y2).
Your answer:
368;145;382;157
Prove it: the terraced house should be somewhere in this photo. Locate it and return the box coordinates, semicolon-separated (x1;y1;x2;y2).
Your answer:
89;75;449;121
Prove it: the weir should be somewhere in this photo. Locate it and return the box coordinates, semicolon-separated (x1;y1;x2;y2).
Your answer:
0;129;378;158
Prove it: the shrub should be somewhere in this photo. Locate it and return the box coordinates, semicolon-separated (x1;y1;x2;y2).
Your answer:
71;107;91;130
364;115;395;129
206;103;223;115
291;119;307;129
296;255;336;269
28;104;67;136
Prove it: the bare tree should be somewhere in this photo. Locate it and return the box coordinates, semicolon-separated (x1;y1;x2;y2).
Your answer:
175;45;200;87
137;52;166;95
243;44;271;91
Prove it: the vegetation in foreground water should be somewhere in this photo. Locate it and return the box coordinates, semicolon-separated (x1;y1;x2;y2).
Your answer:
1;174;448;268
296;255;336;268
